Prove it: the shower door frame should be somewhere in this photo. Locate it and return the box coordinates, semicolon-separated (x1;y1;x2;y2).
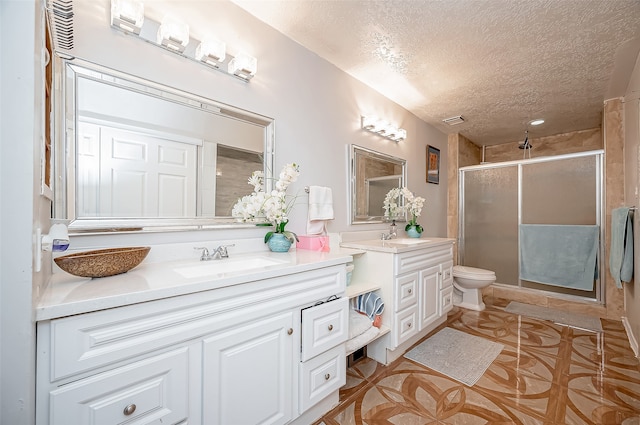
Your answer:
458;149;605;303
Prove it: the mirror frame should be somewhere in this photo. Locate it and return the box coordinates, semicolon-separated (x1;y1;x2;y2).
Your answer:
349;144;407;224
53;57;275;232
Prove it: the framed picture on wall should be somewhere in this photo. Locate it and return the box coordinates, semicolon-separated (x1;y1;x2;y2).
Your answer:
426;145;440;184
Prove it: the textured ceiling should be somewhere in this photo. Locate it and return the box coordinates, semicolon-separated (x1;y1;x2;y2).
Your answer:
150;1;640;146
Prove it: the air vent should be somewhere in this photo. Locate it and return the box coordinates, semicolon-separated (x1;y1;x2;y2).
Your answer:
46;0;74;52
442;115;465;125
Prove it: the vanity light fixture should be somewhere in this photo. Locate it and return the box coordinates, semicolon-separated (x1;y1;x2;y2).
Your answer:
228;52;258;80
111;0;144;34
196;37;226;68
109;0;257;82
361;115;406;142
157;15;190;53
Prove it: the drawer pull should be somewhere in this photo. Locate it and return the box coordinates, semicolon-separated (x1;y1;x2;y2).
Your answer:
328;324;334;331
408;289;412;294
325;373;331;380
407;323;412;328
123;404;137;416
287;328;293;335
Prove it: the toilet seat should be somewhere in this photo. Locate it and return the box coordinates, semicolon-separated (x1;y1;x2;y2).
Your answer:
453;265;496;280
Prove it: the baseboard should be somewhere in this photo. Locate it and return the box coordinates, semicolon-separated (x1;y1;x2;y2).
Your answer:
622;316;639;357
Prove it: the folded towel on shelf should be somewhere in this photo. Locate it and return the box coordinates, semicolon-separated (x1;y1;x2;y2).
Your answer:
349;309;373;339
355;292;385;321
519;224;599;291
306;186;334;235
610;207;634;288
346;326;380;353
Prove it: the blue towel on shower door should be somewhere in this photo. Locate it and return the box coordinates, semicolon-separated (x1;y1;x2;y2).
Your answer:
609;207;634;288
519;224;599;291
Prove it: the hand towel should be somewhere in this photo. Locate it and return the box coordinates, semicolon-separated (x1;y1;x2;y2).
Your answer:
346;326;380;353
519;224;599;291
610;207;634;288
306;186;334;235
349;309;373;339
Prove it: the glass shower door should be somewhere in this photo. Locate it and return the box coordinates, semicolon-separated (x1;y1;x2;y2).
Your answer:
461;165;519;285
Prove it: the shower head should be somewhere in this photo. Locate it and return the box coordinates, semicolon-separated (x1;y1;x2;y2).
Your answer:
518;130;532;149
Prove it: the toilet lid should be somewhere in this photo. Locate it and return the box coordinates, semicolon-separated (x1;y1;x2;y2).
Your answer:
453;265;496;279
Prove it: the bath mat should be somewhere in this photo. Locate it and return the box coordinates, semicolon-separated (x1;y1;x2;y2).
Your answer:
404;327;503;386
505;301;603;332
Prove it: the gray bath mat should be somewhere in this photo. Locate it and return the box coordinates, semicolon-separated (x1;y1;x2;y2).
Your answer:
505;301;603;332
404;327;503;386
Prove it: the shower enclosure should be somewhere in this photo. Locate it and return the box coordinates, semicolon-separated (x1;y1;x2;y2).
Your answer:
459;150;604;301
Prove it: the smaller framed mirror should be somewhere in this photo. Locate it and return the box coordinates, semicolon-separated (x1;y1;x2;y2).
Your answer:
349;145;407;224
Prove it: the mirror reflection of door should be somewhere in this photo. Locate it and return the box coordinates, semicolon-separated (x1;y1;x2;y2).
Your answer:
77;122;198;218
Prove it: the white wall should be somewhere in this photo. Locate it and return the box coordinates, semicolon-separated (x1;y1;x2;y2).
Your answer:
1;0;49;423
624;50;640;355
67;0;448;246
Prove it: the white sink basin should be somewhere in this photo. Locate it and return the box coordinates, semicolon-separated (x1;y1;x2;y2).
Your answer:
173;256;290;279
386;238;432;245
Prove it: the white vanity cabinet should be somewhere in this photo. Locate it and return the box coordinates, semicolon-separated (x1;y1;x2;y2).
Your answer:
342;239;454;365
36;263;348;425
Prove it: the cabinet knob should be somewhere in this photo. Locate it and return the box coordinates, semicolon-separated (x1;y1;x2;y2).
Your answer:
328;324;334;331
287;328;293;335
325;373;331;380
407;323;412;328
408;289;412;294
123;404;137;416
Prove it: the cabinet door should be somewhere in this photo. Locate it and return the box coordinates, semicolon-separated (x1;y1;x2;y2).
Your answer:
418;265;440;331
202;311;295;425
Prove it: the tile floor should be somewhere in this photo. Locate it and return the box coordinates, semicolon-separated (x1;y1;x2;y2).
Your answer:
315;298;640;424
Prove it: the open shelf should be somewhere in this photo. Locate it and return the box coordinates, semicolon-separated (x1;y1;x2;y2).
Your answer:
346;325;390;356
346;281;381;299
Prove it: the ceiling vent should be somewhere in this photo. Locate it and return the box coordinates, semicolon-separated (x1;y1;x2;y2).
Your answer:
46;0;74;52
442;115;465;126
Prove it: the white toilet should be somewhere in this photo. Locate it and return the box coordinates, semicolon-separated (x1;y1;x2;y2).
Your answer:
452;265;496;311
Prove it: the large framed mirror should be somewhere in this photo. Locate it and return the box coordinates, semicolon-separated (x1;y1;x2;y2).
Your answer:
349;145;406;224
53;58;274;232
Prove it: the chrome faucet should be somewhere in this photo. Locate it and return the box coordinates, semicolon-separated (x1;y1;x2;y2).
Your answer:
194;244;235;261
381;220;397;240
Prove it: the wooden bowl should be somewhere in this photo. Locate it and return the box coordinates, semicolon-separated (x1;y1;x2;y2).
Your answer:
54;247;151;278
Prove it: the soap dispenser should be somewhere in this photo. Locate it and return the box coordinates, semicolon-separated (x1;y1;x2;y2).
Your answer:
41;219;70;252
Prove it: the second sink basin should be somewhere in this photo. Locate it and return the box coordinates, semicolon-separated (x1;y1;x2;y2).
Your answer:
173;256;290;279
385;238;432;245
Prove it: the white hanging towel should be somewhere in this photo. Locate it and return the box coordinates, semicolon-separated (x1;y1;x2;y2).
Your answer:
306;186;334;235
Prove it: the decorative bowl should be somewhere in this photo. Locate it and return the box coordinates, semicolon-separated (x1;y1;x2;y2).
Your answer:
54;247;151;278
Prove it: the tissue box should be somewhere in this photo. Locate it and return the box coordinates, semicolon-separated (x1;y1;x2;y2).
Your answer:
297;235;330;252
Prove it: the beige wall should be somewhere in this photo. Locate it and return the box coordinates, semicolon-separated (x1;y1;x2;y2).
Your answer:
446;122;625;320
484;127;602;163
623;51;640;354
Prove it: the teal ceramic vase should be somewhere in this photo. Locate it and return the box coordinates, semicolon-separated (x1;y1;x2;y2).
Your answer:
406;225;422;238
267;233;293;252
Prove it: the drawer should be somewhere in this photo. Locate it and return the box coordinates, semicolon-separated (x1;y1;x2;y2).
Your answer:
301;297;349;361
299;344;346;413
49;347;189;425
393;306;418;348
441;260;453;289
440;286;454;316
394;274;418;312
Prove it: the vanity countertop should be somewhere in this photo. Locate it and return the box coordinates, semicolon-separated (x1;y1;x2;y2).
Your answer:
339;237;455;253
36;249;354;321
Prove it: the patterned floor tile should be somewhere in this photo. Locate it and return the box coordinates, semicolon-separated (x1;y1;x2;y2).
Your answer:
316;299;640;425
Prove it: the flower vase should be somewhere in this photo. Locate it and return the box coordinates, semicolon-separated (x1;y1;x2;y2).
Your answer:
407;225;422;238
267;233;293;252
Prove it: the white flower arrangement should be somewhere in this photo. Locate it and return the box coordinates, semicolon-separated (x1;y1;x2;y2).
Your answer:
232;163;301;243
383;187;425;233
